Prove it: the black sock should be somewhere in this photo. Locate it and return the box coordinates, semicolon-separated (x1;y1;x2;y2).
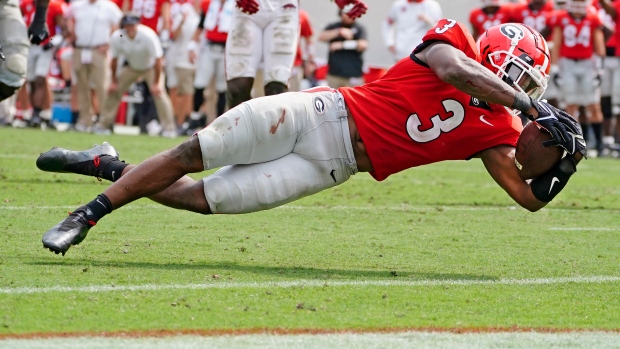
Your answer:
77;194;113;223
592;122;603;150
71;111;79;125
193;88;205;112
217;92;226;116
98;155;130;182
581;123;590;143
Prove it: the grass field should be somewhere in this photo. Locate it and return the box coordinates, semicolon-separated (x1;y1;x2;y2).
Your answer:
1;127;620;348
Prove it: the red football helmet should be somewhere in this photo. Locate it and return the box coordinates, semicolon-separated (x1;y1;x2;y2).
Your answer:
481;0;502;7
567;0;592;14
477;23;550;101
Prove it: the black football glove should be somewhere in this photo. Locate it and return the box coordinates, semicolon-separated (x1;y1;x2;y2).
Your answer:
28;6;49;45
525;98;587;157
28;23;49;45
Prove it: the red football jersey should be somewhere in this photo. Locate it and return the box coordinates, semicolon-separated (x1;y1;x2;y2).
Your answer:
593;0;616;47
132;0;170;32
201;0;228;43
510;1;554;36
554;10;602;60
469;6;512;38
20;0;66;45
339;19;522;181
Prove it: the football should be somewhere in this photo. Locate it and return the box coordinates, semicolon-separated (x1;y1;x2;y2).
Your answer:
514;122;564;180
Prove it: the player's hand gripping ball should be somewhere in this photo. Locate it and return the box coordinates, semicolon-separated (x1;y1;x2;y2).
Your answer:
515;122;564;180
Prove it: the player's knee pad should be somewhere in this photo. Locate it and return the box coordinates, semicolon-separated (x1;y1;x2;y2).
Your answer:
264;81;287;96
0;50;27;97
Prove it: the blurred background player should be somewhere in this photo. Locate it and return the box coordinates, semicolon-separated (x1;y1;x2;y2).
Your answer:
225;0;367;108
65;0;122;132
382;0;442;62
510;0;555;37
290;8;314;92
1;0;49;103
165;0;200;133
551;0;605;155
597;0;620;149
318;7;367;88
94;14;175;137
469;0;512;39
20;0;66;128
188;0;233;131
117;0;172;45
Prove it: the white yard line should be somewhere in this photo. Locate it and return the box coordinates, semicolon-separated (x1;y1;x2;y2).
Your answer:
3;332;620;349
1;275;619;295
548;227;617;231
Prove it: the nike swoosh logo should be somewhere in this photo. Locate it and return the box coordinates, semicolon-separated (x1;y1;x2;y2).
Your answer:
480;115;494;127
96;199;106;208
330;169;337;183
549;177;560;194
111;171;116;181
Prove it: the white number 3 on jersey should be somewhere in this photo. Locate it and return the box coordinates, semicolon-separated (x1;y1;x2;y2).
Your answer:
435;19;457;34
406;99;465;143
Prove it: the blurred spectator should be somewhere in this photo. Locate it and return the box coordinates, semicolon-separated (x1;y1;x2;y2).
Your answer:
318;9;367;88
94;15;175;137
20;0;67;128
66;0;122;131
166;0;200;132
290;8;314;92
469;0;512;39
189;0;233;130
551;0;606;154
382;0;442;62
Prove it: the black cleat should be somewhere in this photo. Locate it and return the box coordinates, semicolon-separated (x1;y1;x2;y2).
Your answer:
36;142;119;179
42;208;95;255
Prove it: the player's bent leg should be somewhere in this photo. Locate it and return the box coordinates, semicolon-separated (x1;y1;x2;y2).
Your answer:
41;137;205;255
203;154;351;214
264;81;288;96
226;77;254;108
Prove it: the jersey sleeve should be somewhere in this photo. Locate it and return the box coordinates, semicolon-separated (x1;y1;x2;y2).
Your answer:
413;19;479;61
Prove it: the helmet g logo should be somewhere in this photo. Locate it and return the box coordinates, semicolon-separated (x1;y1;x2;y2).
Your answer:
500;24;525;41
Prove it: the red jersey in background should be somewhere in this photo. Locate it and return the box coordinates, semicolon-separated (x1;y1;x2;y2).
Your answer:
339;19;522;181
469;5;512;38
20;0;66;45
554;9;602;60
201;0;232;43
132;0;169;32
510;0;554;37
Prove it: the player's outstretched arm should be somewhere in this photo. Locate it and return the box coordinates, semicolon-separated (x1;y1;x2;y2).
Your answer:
479;146;583;212
417;42;528;113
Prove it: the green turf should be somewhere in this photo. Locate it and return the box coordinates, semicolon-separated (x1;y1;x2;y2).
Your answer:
1;128;620;334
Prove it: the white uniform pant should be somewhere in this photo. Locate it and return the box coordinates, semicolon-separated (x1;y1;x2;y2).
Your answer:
225;5;299;85
26;44;54;81
0;0;29;88
197;89;358;214
558;57;600;106
194;42;226;91
601;56;620;104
